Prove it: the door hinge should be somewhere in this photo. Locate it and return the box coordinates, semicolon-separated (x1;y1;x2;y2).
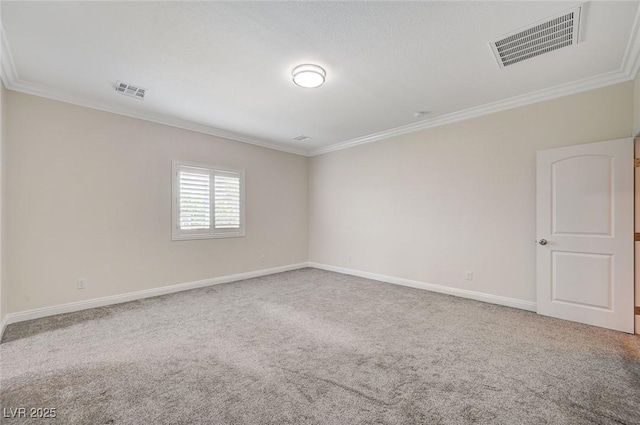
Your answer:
635;306;640;316
635;158;640;167
635;233;640;241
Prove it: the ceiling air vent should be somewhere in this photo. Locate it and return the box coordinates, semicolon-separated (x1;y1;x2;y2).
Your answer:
490;6;582;68
115;81;146;100
293;135;312;142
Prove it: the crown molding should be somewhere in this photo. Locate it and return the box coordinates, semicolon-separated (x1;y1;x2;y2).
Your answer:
0;22;309;157
8;78;310;157
0;24;17;87
622;1;640;79
5;82;310;157
309;69;632;156
310;5;640;157
2;5;640;159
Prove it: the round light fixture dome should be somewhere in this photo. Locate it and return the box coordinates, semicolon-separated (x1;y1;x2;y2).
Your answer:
292;64;326;88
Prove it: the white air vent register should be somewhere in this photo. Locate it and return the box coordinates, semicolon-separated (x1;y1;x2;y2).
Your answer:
490;6;582;68
115;81;146;100
293;135;312;142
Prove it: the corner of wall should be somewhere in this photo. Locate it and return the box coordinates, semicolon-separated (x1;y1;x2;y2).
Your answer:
0;81;6;338
635;72;640;334
634;70;640;137
307;82;633;310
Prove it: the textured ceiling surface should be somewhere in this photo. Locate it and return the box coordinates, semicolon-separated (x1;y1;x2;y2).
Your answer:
2;1;639;155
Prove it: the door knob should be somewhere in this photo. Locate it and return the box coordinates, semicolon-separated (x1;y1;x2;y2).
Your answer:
538;239;548;246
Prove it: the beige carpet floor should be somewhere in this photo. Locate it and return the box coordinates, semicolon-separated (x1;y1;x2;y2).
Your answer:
1;268;639;424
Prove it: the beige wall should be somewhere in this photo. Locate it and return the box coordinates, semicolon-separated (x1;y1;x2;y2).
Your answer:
635;71;640;137
635;71;640;333
0;82;5;324
635;136;640;335
5;91;308;313
2;80;636;320
309;82;633;304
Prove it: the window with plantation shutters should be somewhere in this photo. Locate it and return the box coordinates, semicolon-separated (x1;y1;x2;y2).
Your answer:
172;161;245;240
214;172;241;231
178;166;211;231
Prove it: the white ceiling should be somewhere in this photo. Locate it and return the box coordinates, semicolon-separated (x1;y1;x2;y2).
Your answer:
1;1;639;156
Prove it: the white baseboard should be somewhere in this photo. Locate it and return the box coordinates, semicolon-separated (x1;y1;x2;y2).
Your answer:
1;263;310;335
308;262;537;312
1;261;537;341
0;315;8;340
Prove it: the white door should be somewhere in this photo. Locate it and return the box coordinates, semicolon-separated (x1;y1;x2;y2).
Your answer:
536;138;634;333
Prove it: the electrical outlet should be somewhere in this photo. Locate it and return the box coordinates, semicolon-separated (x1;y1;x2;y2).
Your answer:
77;278;86;289
260;255;265;264
465;271;473;281
348;256;352;262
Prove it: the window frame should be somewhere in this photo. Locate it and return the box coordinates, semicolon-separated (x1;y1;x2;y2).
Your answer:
172;160;245;241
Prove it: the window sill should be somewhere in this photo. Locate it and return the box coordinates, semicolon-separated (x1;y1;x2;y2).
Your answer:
172;232;246;241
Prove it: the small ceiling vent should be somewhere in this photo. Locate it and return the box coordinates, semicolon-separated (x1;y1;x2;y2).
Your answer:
293;135;312;142
115;81;146;100
490;6;582;68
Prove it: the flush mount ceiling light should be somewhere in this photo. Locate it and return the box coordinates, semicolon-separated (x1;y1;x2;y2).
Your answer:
292;64;326;88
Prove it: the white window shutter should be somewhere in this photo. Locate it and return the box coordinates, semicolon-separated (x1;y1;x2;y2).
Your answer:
214;171;241;231
178;166;211;231
172;161;244;240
